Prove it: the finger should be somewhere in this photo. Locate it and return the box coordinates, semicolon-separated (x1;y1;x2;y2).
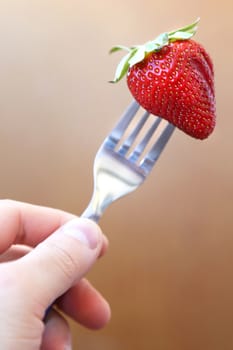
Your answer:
41;309;72;350
0;244;31;262
0;199;76;252
0;200;109;257
56;278;111;329
0;236;108;263
99;234;109;258
16;218;105;310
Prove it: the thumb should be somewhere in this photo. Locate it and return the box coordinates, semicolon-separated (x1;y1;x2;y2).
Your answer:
18;218;104;306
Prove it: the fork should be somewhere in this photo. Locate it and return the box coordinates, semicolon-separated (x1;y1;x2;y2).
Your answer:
81;100;175;222
44;100;175;320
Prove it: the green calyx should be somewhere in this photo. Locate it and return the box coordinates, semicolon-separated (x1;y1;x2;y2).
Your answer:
110;18;200;83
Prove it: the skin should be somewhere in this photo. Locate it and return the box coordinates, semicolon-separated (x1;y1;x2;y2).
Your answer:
0;200;111;350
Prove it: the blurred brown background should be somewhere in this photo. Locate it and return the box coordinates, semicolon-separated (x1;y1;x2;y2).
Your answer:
0;0;232;349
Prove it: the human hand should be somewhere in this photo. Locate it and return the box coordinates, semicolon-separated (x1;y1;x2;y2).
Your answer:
0;200;110;350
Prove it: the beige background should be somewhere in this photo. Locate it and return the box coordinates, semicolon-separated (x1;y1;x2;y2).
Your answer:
0;1;232;349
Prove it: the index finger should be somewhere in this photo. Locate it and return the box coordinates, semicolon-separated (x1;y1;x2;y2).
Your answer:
0;199;76;252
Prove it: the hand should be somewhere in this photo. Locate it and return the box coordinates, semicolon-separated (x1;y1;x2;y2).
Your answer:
0;200;110;350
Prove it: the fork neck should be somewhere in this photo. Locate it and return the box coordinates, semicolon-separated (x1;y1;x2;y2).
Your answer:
81;189;110;223
81;206;101;223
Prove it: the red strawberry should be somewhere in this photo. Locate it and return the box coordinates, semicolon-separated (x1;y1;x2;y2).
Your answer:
111;19;216;140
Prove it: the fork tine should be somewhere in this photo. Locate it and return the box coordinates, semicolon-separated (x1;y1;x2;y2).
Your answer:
140;123;175;174
118;110;150;156
129;116;162;162
108;100;140;147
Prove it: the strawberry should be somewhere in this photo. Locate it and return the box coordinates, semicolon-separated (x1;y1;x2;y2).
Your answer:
110;19;216;140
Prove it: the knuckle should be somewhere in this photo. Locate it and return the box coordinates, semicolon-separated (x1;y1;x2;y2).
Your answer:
44;241;79;282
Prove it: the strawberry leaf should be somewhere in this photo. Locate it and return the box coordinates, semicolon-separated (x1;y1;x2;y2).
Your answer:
109;45;130;54
128;46;146;67
110;50;136;83
168;18;200;41
169;31;194;41
145;33;169;53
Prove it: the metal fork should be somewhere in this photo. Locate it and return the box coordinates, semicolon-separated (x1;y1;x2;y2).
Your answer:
82;100;175;222
44;100;175;319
